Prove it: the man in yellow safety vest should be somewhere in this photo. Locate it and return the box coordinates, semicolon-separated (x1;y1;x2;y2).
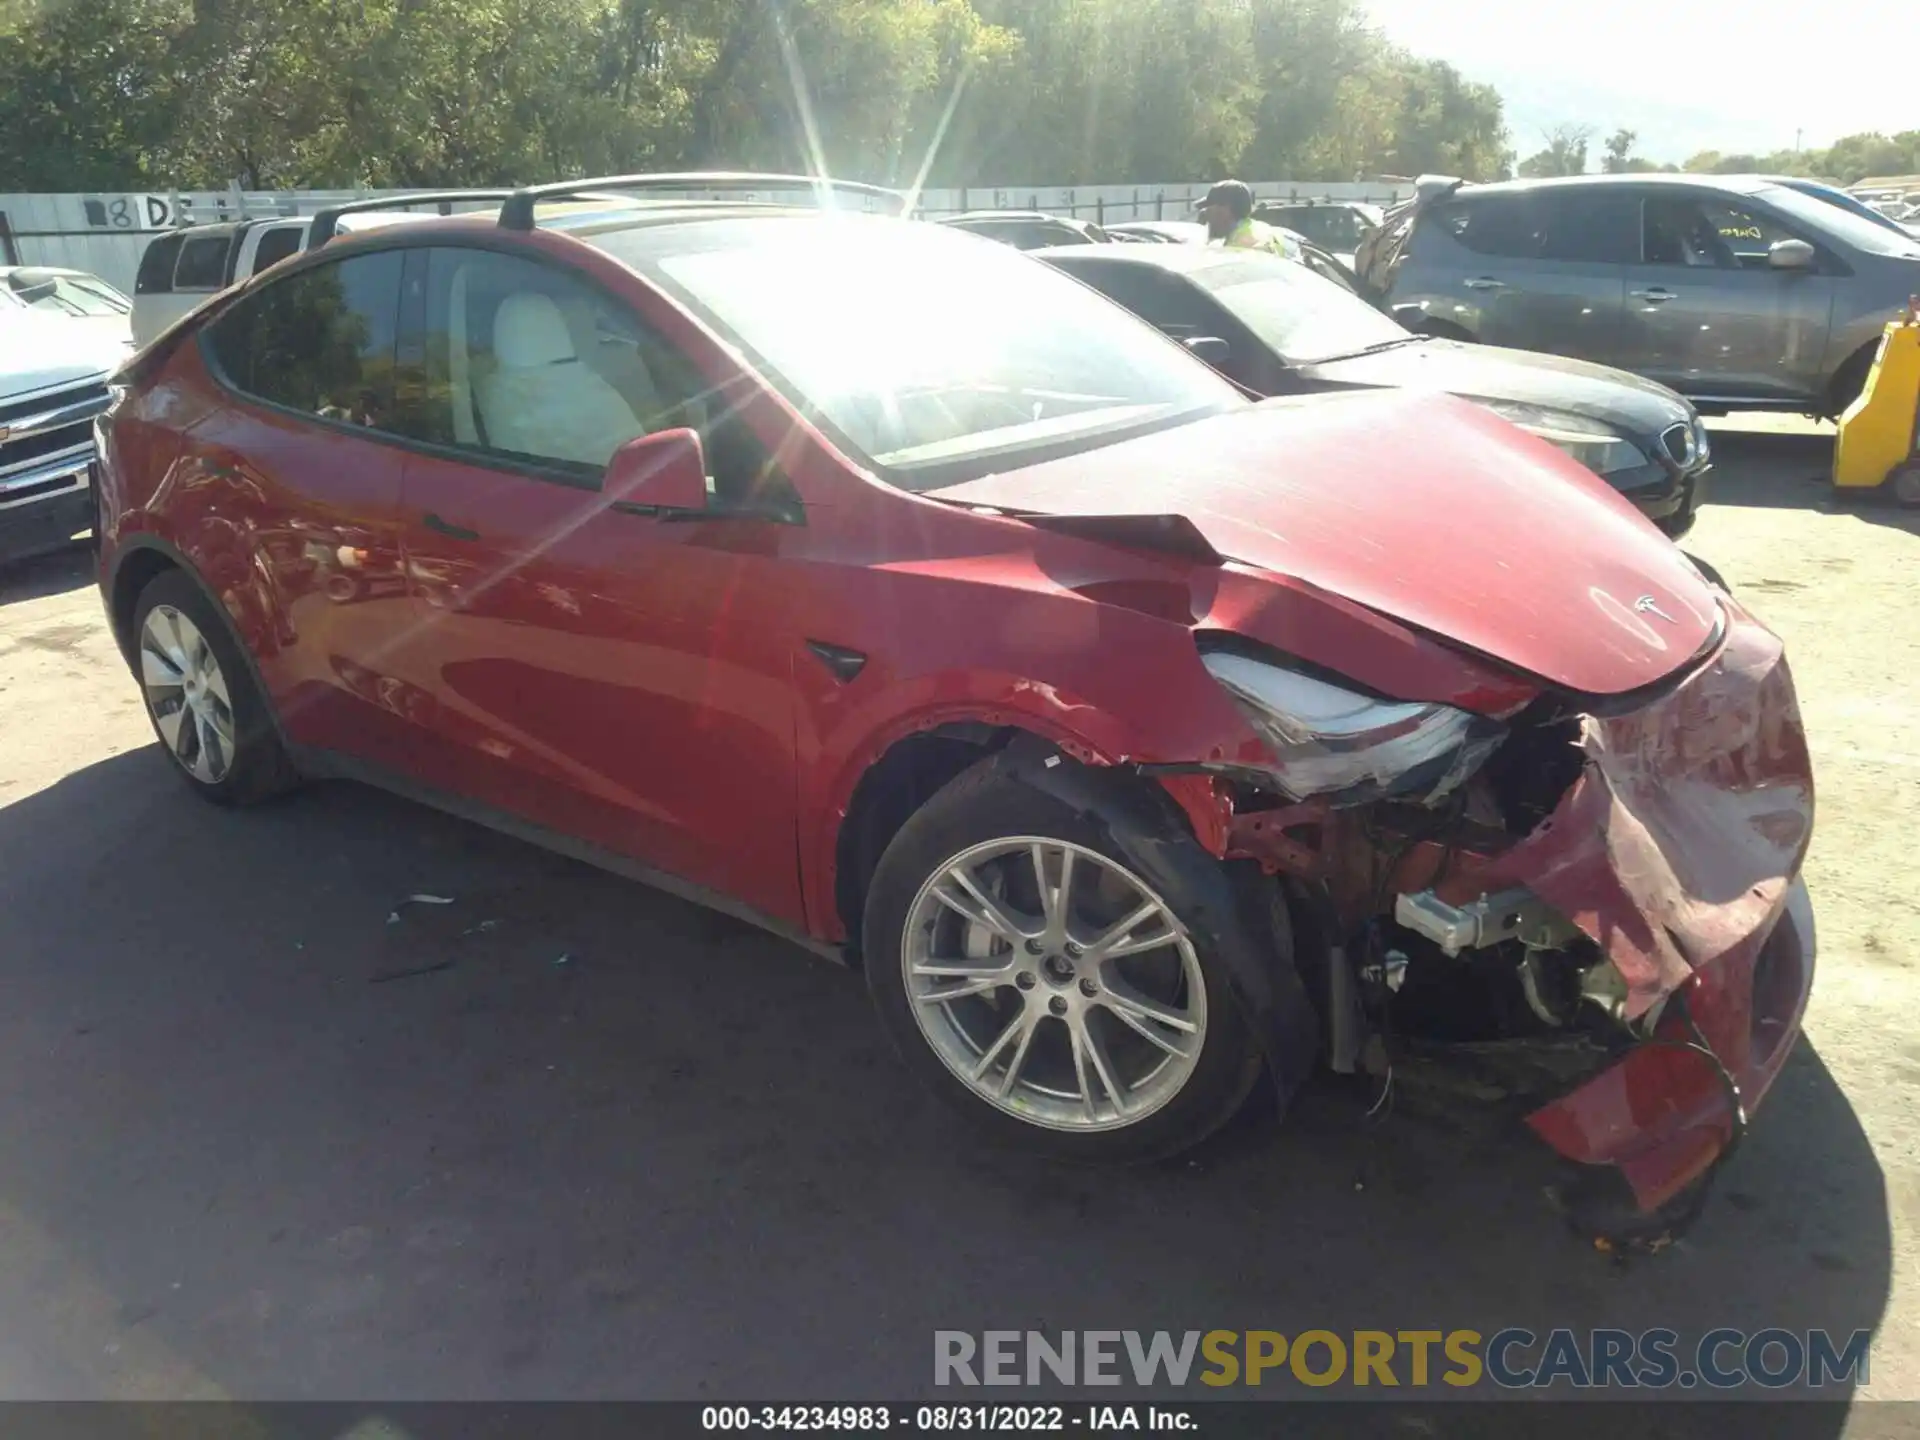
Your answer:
1194;179;1302;262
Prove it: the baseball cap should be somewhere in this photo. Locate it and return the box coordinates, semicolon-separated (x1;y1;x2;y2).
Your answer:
1195;180;1254;218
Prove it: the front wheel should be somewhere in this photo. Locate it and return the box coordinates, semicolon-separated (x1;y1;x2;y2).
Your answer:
863;760;1266;1163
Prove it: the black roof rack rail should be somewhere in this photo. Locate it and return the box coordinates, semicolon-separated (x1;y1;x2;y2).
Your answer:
309;190;521;246
497;172;909;230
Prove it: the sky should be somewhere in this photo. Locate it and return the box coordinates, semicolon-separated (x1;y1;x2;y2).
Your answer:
1362;0;1917;162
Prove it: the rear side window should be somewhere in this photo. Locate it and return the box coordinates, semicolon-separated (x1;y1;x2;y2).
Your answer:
250;225;305;275
203;251;404;427
1059;261;1222;337
173;235;233;291
136;232;184;294
1538;191;1642;263
1436;196;1545;259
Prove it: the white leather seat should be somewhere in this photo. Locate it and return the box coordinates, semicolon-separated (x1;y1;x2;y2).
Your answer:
473;292;644;468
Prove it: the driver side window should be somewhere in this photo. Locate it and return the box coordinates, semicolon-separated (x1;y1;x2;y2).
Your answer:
397;247;695;474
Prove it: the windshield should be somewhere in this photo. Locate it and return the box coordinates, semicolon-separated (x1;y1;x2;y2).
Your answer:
1784;180;1915;236
1756;185;1920;257
595;217;1242;488
1190;254;1410;363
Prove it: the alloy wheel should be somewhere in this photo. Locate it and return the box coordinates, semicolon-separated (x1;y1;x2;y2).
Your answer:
139;604;237;785
901;837;1207;1132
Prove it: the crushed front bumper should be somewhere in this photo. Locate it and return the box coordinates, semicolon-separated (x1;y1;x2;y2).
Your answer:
1432;598;1815;1211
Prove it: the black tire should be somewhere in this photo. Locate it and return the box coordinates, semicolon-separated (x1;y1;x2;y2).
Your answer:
1822;346;1876;422
131;568;298;806
1889;460;1920;510
863;756;1268;1164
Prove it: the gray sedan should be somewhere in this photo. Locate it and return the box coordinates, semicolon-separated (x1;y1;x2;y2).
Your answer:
1039;242;1712;538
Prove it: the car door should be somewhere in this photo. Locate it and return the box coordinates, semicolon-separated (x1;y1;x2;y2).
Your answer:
382;244;806;923
1415;190;1632;366
184;248;418;769
1623;190;1836;404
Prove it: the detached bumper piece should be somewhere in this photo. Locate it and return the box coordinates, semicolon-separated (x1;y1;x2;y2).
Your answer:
1530;879;1813;1217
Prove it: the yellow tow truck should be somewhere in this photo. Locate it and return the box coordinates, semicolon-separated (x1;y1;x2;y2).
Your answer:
1833;297;1920;507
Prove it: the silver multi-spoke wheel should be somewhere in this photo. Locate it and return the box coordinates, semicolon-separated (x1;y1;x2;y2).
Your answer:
902;837;1207;1132
140;603;237;785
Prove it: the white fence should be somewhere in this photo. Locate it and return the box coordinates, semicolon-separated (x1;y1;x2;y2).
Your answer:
0;180;1417;295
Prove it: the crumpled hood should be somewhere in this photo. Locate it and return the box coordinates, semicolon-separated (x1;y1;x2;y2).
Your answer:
938;389;1719;696
1302;337;1693;443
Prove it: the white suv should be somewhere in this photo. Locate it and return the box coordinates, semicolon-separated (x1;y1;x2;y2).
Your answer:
129;192;513;347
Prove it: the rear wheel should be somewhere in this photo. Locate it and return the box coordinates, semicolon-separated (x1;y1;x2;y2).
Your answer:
863;760;1265;1163
133;569;297;805
1890;460;1920;509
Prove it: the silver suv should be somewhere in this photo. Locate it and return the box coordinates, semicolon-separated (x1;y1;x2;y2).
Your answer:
1362;173;1920;417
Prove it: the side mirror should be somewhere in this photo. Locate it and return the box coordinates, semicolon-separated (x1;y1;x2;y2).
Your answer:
1769;238;1816;271
1183;335;1233;365
604;428;708;513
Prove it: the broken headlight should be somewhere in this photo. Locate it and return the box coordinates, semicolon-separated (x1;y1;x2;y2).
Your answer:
1475;398;1649;477
1201;652;1504;805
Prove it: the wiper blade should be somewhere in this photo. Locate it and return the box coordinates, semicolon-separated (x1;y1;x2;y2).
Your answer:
1306;335;1429;363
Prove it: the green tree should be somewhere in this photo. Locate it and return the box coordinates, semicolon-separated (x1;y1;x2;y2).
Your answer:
1517;124;1591;178
0;0;1526;193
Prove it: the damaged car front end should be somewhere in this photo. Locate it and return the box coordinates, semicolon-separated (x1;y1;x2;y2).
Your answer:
937;389;1815;1235
1187;595;1814;1231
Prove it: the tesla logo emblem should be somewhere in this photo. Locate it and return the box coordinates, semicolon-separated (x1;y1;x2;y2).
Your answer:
1634;594;1678;624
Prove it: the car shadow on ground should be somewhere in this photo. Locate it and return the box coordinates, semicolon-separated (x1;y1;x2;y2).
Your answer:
1704;428;1920;534
0;542;92;607
0;752;1892;1421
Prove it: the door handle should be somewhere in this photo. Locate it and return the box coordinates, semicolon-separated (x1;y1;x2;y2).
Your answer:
422;512;480;542
1462;276;1506;291
1631;287;1676;303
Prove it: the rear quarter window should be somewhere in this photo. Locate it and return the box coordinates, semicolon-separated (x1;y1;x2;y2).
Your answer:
1434;196;1545;259
249;225;305;275
135;232;185;295
173;235;233;291
203;251;404;426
